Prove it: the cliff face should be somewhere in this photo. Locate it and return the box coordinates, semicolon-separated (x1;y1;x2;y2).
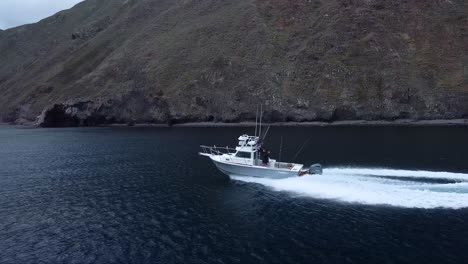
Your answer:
0;0;466;126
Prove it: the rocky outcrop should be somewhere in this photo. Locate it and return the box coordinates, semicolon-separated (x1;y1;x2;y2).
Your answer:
36;91;173;127
0;0;467;127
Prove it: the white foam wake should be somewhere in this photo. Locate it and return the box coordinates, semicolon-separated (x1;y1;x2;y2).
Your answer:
231;168;468;209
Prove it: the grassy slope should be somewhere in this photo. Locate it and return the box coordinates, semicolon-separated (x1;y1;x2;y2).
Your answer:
0;0;466;123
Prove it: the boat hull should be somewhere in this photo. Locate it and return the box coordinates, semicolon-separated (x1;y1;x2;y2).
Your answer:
211;158;298;179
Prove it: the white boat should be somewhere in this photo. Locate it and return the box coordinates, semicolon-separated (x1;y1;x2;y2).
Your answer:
199;134;322;179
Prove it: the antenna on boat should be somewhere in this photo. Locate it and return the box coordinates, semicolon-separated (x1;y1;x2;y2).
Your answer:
254;105;259;138
259;104;263;139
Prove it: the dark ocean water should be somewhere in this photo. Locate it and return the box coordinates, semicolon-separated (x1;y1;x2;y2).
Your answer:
1;125;468;264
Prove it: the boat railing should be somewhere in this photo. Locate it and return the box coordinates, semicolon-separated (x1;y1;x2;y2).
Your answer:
200;145;237;156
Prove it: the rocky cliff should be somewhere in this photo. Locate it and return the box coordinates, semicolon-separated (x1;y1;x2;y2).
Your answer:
0;0;466;127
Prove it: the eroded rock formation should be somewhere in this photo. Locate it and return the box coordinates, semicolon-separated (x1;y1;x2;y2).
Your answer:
0;0;466;127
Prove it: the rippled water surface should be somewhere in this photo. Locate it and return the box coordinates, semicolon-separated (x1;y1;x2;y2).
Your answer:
1;125;468;263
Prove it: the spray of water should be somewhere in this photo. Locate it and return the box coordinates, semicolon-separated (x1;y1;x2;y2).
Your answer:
231;168;468;209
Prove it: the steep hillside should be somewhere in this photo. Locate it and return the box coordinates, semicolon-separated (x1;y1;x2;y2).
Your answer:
0;0;466;126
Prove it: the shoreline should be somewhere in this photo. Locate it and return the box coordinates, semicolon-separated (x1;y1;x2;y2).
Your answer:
3;119;468;128
167;119;468;127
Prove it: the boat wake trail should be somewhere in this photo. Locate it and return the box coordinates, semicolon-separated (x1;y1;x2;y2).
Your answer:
231;168;468;209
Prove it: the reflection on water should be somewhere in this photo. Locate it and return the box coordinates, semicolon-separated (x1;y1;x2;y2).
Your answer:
1;126;468;263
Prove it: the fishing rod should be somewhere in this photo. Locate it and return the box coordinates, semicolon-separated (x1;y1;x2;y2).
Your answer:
278;136;283;167
261;125;271;141
292;135;313;162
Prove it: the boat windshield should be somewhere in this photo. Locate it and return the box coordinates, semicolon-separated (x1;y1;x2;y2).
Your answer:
235;151;251;158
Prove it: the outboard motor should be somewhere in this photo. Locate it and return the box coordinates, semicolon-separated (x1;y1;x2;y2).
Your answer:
308;164;323;175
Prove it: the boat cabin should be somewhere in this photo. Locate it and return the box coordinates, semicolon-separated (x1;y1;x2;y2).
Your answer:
230;134;259;164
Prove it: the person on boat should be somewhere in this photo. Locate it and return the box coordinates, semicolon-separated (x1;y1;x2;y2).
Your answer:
258;147;264;163
261;148;270;165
